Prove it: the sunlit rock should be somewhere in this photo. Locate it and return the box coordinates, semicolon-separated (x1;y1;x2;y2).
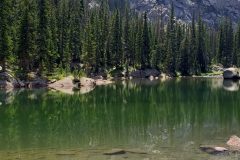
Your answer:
223;80;239;91
48;76;76;95
227;135;240;149
79;77;96;87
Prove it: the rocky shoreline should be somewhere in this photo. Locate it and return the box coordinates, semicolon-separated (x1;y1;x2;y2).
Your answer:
1;67;239;94
0;72;114;94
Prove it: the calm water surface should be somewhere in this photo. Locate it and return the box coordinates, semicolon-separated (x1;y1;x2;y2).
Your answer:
0;78;240;160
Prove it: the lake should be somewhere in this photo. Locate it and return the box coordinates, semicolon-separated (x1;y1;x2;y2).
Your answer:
0;78;240;160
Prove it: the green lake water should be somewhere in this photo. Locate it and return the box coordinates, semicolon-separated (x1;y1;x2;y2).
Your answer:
1;78;240;160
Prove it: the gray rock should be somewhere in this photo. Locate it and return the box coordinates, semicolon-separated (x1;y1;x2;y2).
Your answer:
223;68;240;79
130;69;160;78
27;78;48;88
0;72;21;89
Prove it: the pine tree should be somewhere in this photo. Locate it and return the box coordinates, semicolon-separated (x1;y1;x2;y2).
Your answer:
190;13;197;74
141;12;151;69
82;14;96;72
123;7;131;75
179;28;190;76
111;10;122;69
69;0;84;71
0;0;13;71
165;3;176;76
196;16;207;73
38;0;53;74
18;0;38;75
220;19;234;67
218;23;224;64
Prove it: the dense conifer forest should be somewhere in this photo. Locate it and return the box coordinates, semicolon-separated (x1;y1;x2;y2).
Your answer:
0;0;240;78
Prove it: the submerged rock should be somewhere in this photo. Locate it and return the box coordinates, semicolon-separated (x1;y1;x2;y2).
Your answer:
103;149;126;155
200;145;228;155
103;148;148;156
223;68;240;79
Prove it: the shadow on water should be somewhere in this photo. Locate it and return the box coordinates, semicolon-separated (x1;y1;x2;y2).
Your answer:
0;78;240;159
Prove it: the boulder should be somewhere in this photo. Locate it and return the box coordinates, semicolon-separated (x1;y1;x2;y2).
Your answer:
27;78;48;88
200;145;228;155
49;76;75;88
79;77;96;87
223;68;240;79
227;135;240;149
48;76;77;94
110;69;125;78
130;69;160;78
0;72;21;89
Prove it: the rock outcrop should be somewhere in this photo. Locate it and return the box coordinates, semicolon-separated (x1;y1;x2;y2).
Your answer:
48;77;113;94
129;0;240;26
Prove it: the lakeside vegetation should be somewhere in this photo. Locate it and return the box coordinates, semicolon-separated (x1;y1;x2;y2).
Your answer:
0;0;240;79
